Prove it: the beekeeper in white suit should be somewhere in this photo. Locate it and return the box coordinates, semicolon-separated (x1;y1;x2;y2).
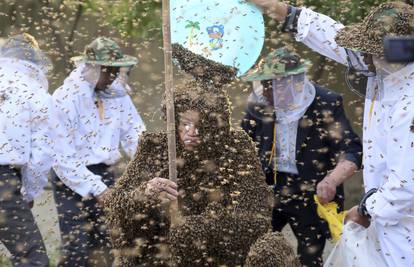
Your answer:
52;37;146;267
248;1;414;266
0;33;52;267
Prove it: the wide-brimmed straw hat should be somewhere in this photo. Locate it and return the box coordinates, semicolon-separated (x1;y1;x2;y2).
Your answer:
335;1;414;56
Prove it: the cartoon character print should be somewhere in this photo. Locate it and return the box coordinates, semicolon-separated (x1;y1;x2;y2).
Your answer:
207;25;224;51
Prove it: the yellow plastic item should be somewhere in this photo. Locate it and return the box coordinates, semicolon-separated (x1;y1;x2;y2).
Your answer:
314;195;347;242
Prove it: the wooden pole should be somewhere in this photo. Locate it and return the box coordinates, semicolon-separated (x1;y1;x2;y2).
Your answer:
162;0;181;226
162;0;177;183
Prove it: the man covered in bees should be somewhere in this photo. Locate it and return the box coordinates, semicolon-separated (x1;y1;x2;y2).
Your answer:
104;45;300;267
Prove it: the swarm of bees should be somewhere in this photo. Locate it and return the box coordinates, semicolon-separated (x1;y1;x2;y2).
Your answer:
335;1;414;56
104;45;299;266
172;43;238;89
245;232;301;267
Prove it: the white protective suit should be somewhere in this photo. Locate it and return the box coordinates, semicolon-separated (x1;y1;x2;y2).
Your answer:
0;39;53;202
294;8;414;266
52;64;146;197
249;73;316;174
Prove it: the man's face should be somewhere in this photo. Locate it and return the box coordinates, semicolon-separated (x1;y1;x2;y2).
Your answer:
178;110;202;151
95;66;120;91
260;79;274;105
260;77;296;109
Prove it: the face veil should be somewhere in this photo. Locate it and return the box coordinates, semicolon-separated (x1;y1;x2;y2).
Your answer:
248;73;316;123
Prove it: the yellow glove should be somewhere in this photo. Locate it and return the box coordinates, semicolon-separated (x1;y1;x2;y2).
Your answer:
314;195;347;242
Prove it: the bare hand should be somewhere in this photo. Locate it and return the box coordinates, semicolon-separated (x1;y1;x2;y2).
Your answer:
145;177;178;204
96;188;112;206
316;176;337;204
345;206;370;228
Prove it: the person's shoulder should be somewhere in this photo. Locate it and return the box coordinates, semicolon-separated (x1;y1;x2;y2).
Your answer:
30;90;52;105
12;80;51;106
119;94;138;108
312;83;343;108
244;103;273;122
137;132;168;154
52;74;91;102
229;129;258;151
232;128;251;139
313;83;342;101
52;84;78;103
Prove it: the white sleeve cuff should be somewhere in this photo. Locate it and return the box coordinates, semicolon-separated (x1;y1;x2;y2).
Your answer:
295;8;314;42
89;180;108;197
365;191;401;226
21;188;36;203
20;184;44;202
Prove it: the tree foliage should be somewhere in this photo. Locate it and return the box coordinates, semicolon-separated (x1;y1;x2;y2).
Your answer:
81;0;162;38
86;0;391;38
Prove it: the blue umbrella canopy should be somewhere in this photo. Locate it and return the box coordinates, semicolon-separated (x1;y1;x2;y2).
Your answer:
171;0;265;76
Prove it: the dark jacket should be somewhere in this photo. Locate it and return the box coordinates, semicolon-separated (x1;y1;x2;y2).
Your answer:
241;84;362;207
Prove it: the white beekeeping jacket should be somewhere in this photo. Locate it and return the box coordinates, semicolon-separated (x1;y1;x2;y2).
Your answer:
293;7;414;267
0;58;53;201
52;64;146;197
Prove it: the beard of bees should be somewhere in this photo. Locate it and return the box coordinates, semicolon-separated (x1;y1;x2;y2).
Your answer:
164;44;237;179
172;81;232;156
169;42;236;159
161;80;235;216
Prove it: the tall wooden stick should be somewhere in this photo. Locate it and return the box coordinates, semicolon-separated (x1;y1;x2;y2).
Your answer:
162;0;177;184
162;0;182;226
